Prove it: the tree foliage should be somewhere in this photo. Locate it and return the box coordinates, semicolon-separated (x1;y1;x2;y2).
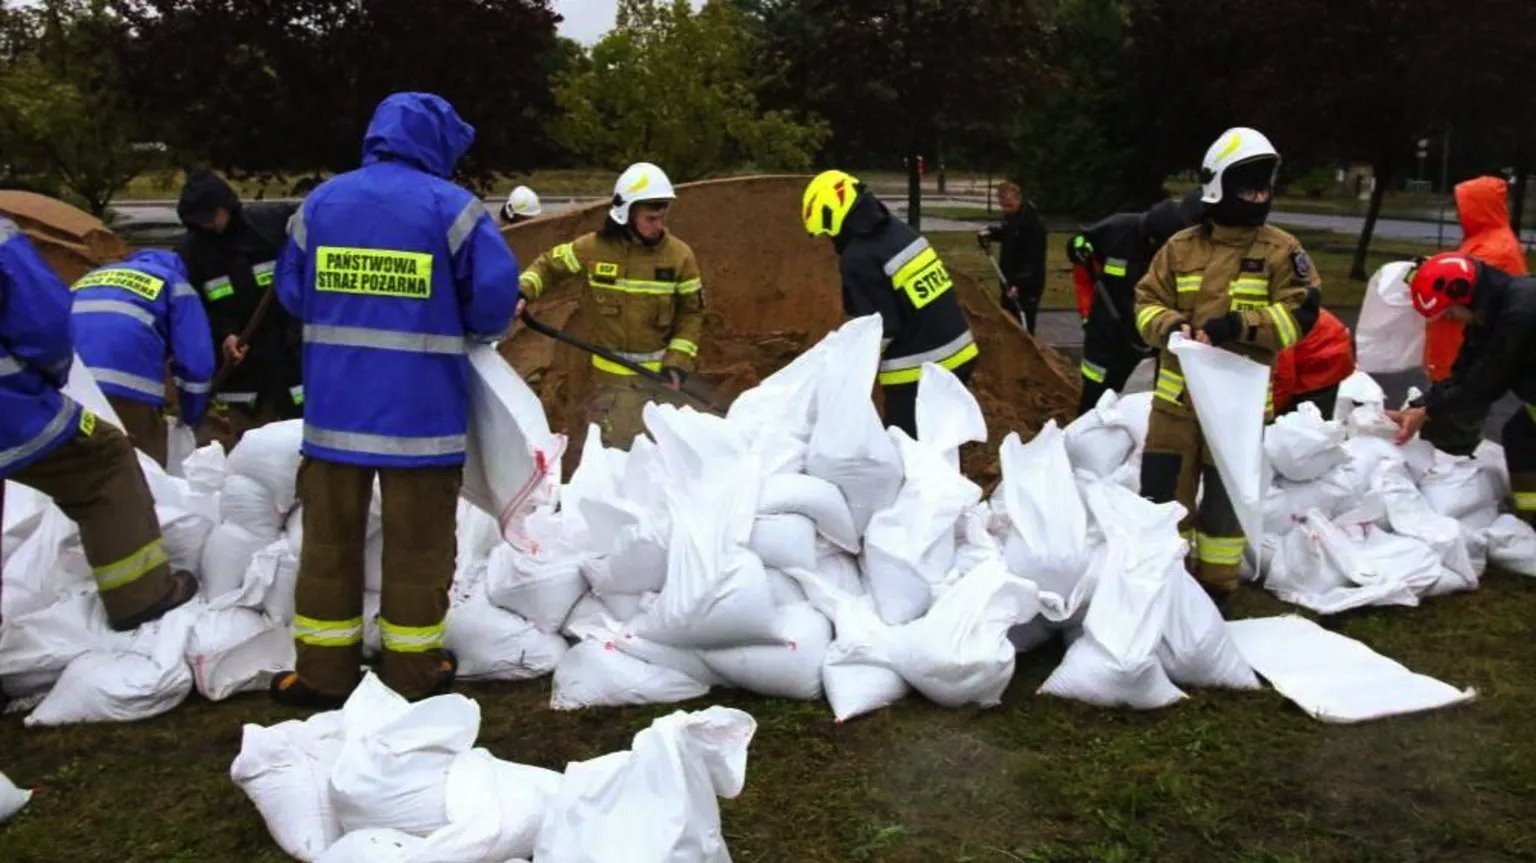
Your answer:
551;0;828;180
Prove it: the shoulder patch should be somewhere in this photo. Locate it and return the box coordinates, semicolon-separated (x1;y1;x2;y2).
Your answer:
1291;250;1313;280
1239;257;1265;273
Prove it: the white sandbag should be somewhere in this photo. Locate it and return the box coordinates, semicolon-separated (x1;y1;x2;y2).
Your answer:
748;513;818;572
578;498;668;595
1;486;93;619
889;560;1040;708
1354;261;1424;374
316;828;422;863
700;602;831;700
726;341;822;475
1484;515;1536;575
1117;391;1153;454
461;344;564;541
765;567;809;606
998;424;1089;598
232;710;348;861
550;640;709;710
1039;636;1186;709
784;567;908;722
1264;402;1348;482
1474;440;1511;499
1064;390;1137;478
408;749;562;862
485;541;588;634
804;315;903;533
643;403;751;486
1169;334;1268;554
1331;370;1387;424
914;360;988;467
1418;451;1503;521
157;505;214;575
201;522;277;600
1262;462;1362;535
242;540;300;623
0;770;31;823
220;473;281;535
814;543;866;597
1370;462;1478;592
1157;566;1260;690
184;442;228;494
1229;615;1475;722
534;706;756;863
0;591;108;694
186;601;293;701
758;473;860;553
563;592;613;638
226;419;304;512
26;602;199;726
444;586;567;681
329;674;480;837
455;498;505;570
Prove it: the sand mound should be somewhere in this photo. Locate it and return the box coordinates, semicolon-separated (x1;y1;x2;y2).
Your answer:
498;175;1079;486
0;191;129;283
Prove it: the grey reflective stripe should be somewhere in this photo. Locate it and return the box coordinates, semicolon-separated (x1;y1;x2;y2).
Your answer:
304;324;466;355
0;355;22;377
615;348;666;363
305;424;466;458
218;392;259;405
73;299;156;328
252;261;276;277
882;237;931;277
172;281;198;299
0;398;75;472
174;376;211;394
289;208;307;251
879;329;976;372
203;276;231;296
0;217;17;243
91;367;165;398
880;338;894;351
447;199;484;256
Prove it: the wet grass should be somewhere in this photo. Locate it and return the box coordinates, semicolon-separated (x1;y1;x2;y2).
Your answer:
3;573;1535;861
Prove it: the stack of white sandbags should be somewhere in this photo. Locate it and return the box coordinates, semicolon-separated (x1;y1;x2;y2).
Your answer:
231;671;756;863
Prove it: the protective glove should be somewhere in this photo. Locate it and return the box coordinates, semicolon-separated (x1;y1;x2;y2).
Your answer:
661;366;688;391
1066;234;1095;267
1200;312;1244;347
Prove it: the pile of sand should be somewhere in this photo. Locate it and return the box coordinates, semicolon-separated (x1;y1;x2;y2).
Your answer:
498;175;1079;487
0;191;128;283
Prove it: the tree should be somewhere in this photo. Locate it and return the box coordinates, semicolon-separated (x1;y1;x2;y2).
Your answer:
0;1;150;214
113;0;565;188
550;0;828;180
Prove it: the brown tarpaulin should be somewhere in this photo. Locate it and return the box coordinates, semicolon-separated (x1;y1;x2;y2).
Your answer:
0;190;130;283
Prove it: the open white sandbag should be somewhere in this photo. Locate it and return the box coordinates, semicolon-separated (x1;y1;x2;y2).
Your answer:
1331;370;1387;424
201;521;278;600
550;639;709;710
26;601;199;725
700;602;832;700
0;770;31;823
998;424;1089;598
534;706;756;863
1169;334;1268;556
1064;390;1137;478
445;585;568;681
1354;261;1424;374
914;361;988;467
402;749;561;862
1157;565;1259;690
187;599;293;701
643;402;751;487
329;674;480;837
748;513;818;572
784;567;908;722
485;539;588;634
1264;402;1348;482
232;709;348;861
804;315;903;533
757;473;859;553
460;344;564;541
890;560;1040;708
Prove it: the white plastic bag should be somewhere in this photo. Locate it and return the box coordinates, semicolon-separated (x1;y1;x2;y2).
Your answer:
804;316;903;533
997;424;1089;597
534;706;756;863
1264;402;1348;482
461;344;564;541
1354;261;1424;374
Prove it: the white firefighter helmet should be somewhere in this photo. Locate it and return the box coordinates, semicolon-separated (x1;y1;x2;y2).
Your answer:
1199;127;1280;205
609;162;676;225
505;185;541;218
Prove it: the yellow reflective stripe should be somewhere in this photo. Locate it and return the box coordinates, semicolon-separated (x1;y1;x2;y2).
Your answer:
668;338;699;358
1136;306;1167;337
1265;303;1300;347
1175;275;1203;293
1526;403;1536;423
1196;534;1247;565
1103;259;1128;277
589;279;683;295
519;270;544;298
554;243;580;273
1155;368;1185;405
891;247;941;291
676;278;703;294
293;614;364;647
592;355;663;376
1513;492;1536;512
1229;278;1269;297
93;538;168;591
876;340;979;386
379;618;446;653
1081;360;1107;383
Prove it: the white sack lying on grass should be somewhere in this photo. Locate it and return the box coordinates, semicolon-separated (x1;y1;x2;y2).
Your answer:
232;710;348;861
1483;514;1536;576
445;583;568;682
1229;615;1476;723
700;602;832;701
534;705;756;863
0;770;31;823
786;568;908;723
550;639;710;711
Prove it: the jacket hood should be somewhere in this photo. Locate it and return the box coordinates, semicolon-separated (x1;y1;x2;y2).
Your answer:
177;170;241;227
1456;176;1511;238
361;92;475;179
842;188;890;235
123;248;189;281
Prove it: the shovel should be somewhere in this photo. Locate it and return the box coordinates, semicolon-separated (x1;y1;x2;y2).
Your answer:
976;236;1029;328
517;310;721;415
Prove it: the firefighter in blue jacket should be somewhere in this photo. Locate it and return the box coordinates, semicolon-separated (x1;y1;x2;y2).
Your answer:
71;250;215;467
271;92;520;707
0;218;199;632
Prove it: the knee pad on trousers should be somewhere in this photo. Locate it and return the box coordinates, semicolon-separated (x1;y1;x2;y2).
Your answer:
1141;451;1182;503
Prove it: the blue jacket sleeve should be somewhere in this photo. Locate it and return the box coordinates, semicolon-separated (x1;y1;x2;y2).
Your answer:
0;225;75;384
274;204;308;320
450;204;519;342
168;279;216;426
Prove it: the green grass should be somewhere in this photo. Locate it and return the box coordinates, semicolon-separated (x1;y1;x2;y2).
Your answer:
3;575;1536;861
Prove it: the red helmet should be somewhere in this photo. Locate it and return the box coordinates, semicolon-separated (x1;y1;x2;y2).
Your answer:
1409;253;1478;317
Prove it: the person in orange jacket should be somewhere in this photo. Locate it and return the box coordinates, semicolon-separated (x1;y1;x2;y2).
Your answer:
1421;176;1529;454
1272;307;1354;416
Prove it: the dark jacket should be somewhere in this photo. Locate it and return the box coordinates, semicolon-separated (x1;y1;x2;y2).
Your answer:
1074;197;1195;346
835;191;976;385
982;203;1047;291
175;171;301;404
1416;263;1536;415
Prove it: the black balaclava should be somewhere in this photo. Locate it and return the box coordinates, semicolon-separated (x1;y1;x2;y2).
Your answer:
1210;156;1277;228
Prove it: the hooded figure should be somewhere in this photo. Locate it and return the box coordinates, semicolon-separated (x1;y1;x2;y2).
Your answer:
270;92;520;708
1424;176;1529;383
